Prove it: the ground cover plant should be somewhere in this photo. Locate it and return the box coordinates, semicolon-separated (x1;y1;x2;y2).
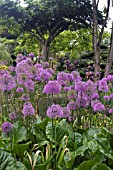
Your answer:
1;53;113;170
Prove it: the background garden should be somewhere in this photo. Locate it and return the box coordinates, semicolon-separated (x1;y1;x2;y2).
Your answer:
1;0;113;169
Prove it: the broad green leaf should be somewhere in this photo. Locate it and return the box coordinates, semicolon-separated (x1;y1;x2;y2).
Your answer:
16;161;27;170
13;141;32;159
94;151;106;163
68;132;82;150
12;121;27;143
46;120;68;143
74;160;96;170
0;149;16;170
91;163;112;170
32;119;48;145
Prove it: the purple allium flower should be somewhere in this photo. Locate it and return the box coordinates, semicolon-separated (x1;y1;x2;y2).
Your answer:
17;73;28;85
16;54;25;63
0;74;16;92
47;104;63;118
110;93;113;99
93;102;105;112
104;96;110;101
63;86;70;92
66;73;73;81
46;68;54;75
42;62;49;68
9;66;16;72
91;99;100;108
22;102;35;117
92;93;100;99
98;79;108;92
25;58;33;67
49;57;53;60
29;52;34;59
40;70;52;82
34;63;42;68
9;112;17;121
16;87;24;93
1;122;12;134
68;91;76;100
76;97;87;108
24;79;34;92
57;72;68;81
71;71;82;81
21;93;30;101
67;101;76;111
75;81;86;92
62;107;70;118
106;75;113;82
108;108;113;114
43;80;61;94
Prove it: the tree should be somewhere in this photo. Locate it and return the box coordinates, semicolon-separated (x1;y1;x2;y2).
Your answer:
0;0;100;61
92;0;110;77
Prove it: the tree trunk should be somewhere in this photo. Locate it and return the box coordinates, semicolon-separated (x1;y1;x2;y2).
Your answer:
104;22;113;77
42;43;50;61
92;0;100;76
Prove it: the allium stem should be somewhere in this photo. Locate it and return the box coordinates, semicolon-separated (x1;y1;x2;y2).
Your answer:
54;118;57;169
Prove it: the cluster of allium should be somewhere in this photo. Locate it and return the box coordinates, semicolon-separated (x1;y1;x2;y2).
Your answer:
0;72;16;92
47;104;70;118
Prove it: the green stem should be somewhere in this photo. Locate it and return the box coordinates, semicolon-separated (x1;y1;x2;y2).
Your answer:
54;118;57;169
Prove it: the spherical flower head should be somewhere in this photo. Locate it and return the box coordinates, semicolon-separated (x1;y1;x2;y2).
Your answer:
93;102;105;112
57;72;68;81
63;86;70;92
106;75;113;82
25;58;33;67
43;80;61;95
0;74;16;92
104;95;110;101
46;68;54;75
21;93;30;101
92;93;100;100
76;97;87;108
16;54;25;63
67;101;76;111
98;79;108;92
68;90;76;100
34;63;42;68
110;93;113;99
62;107;70;118
40;70;52;82
91;99;100;108
16;87;24;93
22;102;35;117
24;79;34;92
9;112;17;121
1;122;12;134
42;62;49;68
47;104;63;118
29;52;34;59
108;108;113;114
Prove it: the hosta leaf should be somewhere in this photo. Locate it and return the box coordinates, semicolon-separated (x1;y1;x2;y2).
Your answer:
12;122;27;143
46;120;68;143
94;151;106;163
74;160;96;170
13;141;32;159
32;120;48;145
16;161;27;170
91;163;112;170
0;149;16;170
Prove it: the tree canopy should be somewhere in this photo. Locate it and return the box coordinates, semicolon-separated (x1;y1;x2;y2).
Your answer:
0;0;103;60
